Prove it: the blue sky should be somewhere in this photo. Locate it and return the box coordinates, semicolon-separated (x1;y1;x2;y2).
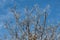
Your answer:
0;0;60;40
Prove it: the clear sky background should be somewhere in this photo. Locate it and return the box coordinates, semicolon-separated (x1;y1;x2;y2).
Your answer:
0;0;60;40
